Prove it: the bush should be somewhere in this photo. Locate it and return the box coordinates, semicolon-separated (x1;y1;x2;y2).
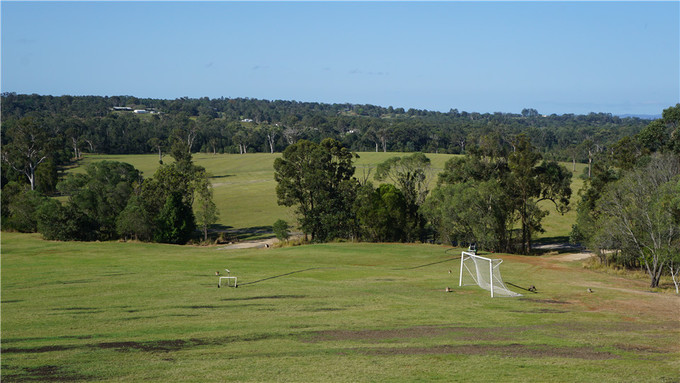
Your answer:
272;219;290;241
36;199;98;241
2;182;46;233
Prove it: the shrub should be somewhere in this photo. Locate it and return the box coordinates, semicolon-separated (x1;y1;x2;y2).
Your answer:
272;219;290;241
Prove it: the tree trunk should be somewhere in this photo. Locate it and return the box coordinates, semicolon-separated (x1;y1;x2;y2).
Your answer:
28;170;36;191
72;137;79;160
267;134;276;153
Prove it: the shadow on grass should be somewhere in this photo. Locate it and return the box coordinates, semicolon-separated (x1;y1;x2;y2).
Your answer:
394;257;459;270
222;295;307;301
3;364;92;382
210;225;275;242
2;333;281;355
238;268;334;287
505;282;539;293
394;248;461;270
532;236;585;255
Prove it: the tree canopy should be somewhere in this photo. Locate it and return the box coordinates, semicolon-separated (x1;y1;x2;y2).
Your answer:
274;138;357;241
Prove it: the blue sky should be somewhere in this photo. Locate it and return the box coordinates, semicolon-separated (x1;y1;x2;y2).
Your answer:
2;1;678;115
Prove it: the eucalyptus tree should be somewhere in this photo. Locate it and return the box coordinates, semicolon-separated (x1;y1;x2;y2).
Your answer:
375;152;432;242
274;138;357;242
1;117;51;190
508;135;572;253
591;154;680;288
193;175;219;241
57;161;142;240
427;134;570;254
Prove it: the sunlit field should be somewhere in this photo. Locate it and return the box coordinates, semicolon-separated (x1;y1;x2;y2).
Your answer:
2;232;678;381
74;153;586;240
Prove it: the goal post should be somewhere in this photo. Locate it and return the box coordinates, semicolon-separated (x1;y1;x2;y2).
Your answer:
459;251;521;298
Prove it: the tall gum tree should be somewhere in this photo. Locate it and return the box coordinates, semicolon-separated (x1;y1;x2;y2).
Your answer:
375;152;432;242
1;117;51;191
274;138;356;241
508;135;572;254
593;154;680;288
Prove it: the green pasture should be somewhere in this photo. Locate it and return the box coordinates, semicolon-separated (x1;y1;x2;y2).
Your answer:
73;153;586;240
2;232;678;381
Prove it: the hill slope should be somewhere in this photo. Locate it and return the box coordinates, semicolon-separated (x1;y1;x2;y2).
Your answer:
2;233;678;381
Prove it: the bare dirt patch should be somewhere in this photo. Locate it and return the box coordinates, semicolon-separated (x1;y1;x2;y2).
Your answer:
305;325;521;343
614;343;668;354
218;237;279;250
520;298;571;305
552;252;594;262
360;343;619;359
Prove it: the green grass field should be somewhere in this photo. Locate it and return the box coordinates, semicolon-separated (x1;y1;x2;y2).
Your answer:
2;232;678;381
73;152;586;240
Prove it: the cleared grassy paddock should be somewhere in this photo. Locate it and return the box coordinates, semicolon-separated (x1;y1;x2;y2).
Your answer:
74;153;584;239
2;232;678;381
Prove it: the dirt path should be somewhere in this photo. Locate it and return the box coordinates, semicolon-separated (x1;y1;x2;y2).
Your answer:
550;251;594;262
218;237;279;250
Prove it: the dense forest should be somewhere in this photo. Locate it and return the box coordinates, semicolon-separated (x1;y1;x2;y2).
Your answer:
1;93;649;190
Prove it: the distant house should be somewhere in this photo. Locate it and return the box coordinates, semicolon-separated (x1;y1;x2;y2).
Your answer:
134;109;150;114
241;118;254;123
112;106;133;111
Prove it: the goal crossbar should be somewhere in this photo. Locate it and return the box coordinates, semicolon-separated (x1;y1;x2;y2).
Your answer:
459;251;521;298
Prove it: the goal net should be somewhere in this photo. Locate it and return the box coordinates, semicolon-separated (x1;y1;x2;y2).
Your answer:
459;252;521;298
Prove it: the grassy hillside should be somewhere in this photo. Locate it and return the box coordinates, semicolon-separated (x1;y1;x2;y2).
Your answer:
74;152;587;240
2;232;678;381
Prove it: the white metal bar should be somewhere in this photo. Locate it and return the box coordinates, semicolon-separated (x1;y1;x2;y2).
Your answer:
489;260;494;298
218;276;237;287
463;252;492;262
459;251;466;287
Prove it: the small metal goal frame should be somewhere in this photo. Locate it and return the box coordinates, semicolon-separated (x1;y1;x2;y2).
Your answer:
218;269;237;287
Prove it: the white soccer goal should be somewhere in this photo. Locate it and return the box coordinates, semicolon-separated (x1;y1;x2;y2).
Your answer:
459;252;521;298
218;269;237;288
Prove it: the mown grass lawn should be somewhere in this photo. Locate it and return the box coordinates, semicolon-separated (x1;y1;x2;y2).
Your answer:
2;232;678;382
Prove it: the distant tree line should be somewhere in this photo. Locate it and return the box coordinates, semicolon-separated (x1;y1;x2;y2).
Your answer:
1;93;648;194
